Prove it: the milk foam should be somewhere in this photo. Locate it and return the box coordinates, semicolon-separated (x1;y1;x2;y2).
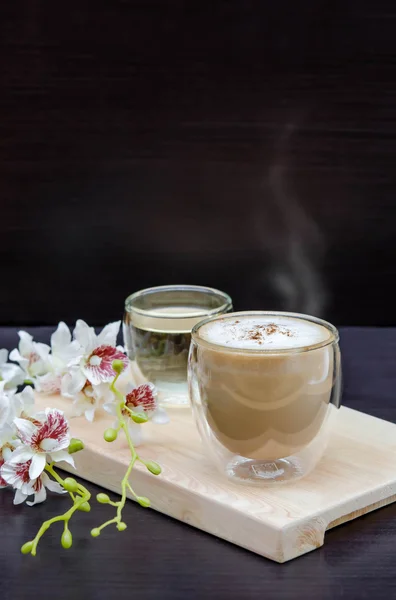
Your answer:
199;315;331;350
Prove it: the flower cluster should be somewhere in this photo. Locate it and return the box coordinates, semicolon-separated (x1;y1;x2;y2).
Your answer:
10;320;129;423
0;320;166;555
0;359;91;555
5;320;168;442
0;384;74;505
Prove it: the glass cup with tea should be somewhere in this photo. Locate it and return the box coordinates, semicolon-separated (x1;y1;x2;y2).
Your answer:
123;285;233;407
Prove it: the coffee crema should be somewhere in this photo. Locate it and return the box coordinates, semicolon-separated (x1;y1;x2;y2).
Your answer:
199;314;331;351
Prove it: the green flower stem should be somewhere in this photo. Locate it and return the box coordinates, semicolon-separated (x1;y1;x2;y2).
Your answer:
123;405;136;418
126;481;139;500
24;464;91;556
46;466;76;502
92;373;159;536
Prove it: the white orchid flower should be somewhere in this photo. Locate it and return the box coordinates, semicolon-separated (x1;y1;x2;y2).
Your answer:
35;322;83;394
74;320;120;352
55;320;128;421
0;385;38;433
73;320;128;385
9;332;50;380
0;386;36;487
0;381;30;432
1;459;64;506
49;321;83;368
61;374;114;422
104;382;168;446
9;408;74;479
0;349;25;389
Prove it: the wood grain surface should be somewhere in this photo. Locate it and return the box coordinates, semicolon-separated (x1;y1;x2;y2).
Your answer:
33;392;396;563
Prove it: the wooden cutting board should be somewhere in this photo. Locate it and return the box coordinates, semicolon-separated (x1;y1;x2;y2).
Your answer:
35;393;396;563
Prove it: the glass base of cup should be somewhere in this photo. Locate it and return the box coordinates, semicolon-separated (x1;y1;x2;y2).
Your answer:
157;381;190;407
226;456;307;485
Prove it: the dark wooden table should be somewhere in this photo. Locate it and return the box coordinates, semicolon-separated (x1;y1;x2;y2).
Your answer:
1;326;396;600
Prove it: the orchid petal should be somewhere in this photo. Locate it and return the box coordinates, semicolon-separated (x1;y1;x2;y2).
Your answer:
126;383;157;415
98;384;115;404
9;349;29;370
84;408;96;422
40;438;62;452
14;417;37;444
97;321;121;347
83;346;128;385
33;409;70;451
18;331;34;356
74;320;97;354
61;340;84;366
1;363;26;389
8;447;35;465
0;421;13;444
51;322;71;352
2;446;13;462
41;472;65;494
50;450;75;469
1;462;20;487
0;461;8;488
0;349;8;365
0;394;11;429
27;485;47;506
61;368;86;397
13;489;28;505
16;385;35;409
21;481;35;495
82;365;104;386
29;453;46;479
35;373;62;395
34;342;51;362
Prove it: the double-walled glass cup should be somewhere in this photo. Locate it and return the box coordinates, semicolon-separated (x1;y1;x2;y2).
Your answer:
123;285;232;406
188;311;341;484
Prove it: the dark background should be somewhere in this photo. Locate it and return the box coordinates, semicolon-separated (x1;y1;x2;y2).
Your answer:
1;1;395;327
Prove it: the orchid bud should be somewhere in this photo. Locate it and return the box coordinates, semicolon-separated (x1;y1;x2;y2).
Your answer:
91;528;101;538
117;522;127;531
137;496;150;508
97;493;110;504
78;502;91;512
68;438;84;454
145;460;161;475
104;428;118;442
21;541;34;555
131;412;148;424
61;529;73;549
112;359;125;374
63;477;79;493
